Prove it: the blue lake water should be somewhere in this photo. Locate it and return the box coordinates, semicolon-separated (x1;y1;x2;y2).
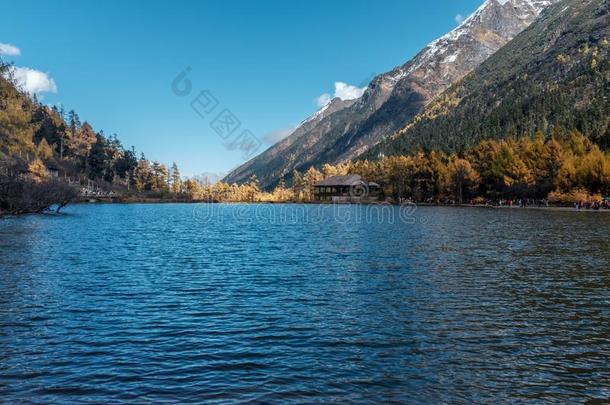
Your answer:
1;203;609;403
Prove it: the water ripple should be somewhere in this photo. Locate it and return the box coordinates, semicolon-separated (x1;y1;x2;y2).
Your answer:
0;204;609;403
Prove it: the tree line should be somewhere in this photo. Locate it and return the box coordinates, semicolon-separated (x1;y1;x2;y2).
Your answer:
176;128;609;205
2;56;609;212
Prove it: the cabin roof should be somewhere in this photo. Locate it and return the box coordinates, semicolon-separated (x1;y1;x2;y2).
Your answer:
315;175;366;187
315;175;362;187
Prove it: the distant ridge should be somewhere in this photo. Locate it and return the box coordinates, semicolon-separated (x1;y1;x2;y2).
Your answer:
225;0;559;189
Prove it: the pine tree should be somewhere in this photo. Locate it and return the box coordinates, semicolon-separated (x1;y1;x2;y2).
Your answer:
292;170;303;201
170;162;182;194
133;155;152;192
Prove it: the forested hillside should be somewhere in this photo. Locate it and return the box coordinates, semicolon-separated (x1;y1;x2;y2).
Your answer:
0;60;183;214
367;0;609;158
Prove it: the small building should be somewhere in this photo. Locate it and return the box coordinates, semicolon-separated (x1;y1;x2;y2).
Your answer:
313;174;381;203
45;162;60;178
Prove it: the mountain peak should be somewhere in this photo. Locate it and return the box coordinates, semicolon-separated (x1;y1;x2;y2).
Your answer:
367;0;609;158
400;0;558;76
224;0;560;188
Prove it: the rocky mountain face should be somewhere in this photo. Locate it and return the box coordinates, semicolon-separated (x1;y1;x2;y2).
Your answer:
366;0;609;157
223;96;356;186
225;0;559;189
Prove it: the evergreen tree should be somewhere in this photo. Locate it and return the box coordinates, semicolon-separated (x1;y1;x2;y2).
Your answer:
87;134;111;181
115;147;138;179
292;170;304;201
133;155;152;192
170;162;182;194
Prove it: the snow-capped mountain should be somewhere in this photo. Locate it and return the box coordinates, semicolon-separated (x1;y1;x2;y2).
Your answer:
224;0;559;188
368;0;609;157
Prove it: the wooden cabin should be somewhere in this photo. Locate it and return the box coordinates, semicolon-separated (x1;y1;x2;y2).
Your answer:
313;175;381;202
46;166;60;178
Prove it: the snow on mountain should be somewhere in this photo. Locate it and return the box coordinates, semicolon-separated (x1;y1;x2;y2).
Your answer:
224;0;559;188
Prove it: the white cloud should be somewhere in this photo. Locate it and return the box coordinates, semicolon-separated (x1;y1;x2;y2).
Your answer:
262;124;298;144
0;42;20;56
315;81;366;108
316;93;332;108
7;66;57;96
455;13;466;24
334;82;366;101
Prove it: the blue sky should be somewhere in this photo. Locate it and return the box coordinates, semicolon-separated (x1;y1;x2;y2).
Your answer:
0;0;482;177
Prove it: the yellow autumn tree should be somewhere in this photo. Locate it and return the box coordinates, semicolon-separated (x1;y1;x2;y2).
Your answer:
444;158;480;203
37;138;54;160
302;167;323;201
27;159;48;182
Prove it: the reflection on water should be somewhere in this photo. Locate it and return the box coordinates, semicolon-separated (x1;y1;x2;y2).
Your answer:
0;204;609;402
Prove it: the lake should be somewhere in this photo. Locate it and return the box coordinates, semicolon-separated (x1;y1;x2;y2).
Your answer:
1;203;609;402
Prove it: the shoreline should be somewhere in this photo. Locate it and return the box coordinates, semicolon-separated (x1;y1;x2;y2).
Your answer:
3;202;609;218
75;199;610;213
4;199;609;218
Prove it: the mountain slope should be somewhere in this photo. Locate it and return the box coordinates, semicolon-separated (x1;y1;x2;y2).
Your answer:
367;0;610;158
223;96;356;186
225;0;559;188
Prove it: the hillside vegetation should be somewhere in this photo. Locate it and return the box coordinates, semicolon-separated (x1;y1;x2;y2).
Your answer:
0;60;185;214
367;0;609;157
